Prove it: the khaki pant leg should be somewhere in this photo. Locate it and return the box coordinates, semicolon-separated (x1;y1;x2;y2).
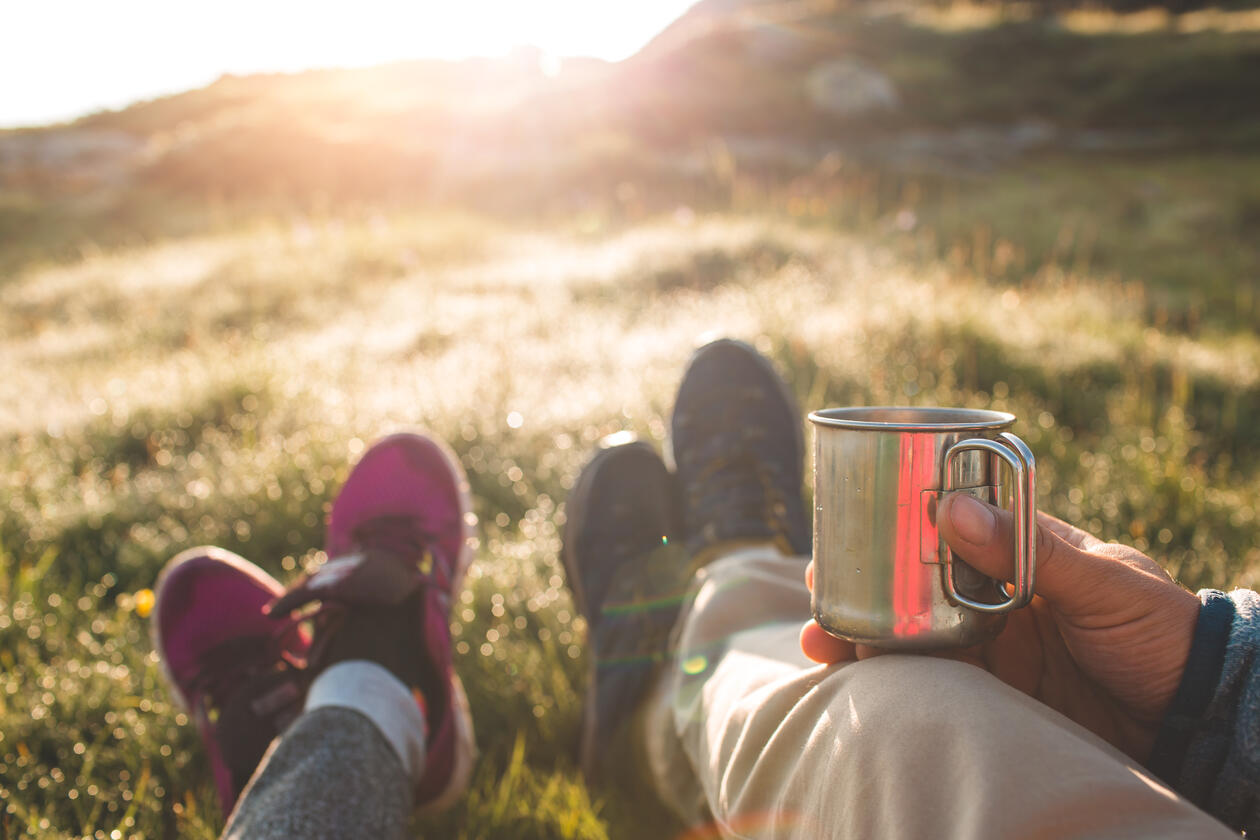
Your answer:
645;547;1235;840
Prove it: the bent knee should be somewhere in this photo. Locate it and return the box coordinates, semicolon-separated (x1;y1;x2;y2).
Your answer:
823;654;1003;733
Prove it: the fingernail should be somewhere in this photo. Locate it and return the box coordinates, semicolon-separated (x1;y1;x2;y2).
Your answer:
949;495;996;545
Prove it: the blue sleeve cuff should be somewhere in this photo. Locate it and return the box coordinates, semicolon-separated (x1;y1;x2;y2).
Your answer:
1147;589;1235;783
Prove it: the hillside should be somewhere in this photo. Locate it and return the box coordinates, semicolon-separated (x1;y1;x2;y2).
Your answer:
4;2;1260;207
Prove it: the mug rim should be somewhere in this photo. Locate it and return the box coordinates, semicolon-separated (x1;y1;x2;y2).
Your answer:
808;406;1016;431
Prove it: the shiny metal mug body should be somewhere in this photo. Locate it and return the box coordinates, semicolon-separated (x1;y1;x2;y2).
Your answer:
809;407;1036;649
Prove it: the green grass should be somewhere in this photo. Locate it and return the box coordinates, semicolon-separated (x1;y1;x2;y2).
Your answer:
733;151;1260;332
4;152;1260;835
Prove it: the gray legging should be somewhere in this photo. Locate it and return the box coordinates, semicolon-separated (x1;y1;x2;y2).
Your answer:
223;706;411;839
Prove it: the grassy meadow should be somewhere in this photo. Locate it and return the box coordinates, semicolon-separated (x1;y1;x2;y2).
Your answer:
4;4;1260;839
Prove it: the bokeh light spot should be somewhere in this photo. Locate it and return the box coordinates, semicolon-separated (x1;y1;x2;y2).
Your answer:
682;655;708;675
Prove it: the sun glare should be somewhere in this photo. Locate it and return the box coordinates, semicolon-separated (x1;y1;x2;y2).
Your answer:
3;0;695;127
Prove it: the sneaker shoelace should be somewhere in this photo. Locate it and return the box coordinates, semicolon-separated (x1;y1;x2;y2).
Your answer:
186;619;306;721
271;515;449;627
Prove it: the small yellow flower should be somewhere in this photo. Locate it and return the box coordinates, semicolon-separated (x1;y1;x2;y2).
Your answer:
134;588;155;619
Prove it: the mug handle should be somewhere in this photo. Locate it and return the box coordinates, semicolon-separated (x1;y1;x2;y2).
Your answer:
940;432;1036;613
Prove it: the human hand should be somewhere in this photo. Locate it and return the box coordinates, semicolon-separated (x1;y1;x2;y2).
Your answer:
800;494;1201;761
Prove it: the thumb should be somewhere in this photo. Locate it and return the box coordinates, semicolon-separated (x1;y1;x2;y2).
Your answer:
938;493;1111;612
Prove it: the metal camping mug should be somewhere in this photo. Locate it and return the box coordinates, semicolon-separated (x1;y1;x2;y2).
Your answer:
808;407;1037;649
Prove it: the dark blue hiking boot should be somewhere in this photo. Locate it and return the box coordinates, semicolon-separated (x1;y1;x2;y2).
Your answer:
562;436;689;782
670;338;810;566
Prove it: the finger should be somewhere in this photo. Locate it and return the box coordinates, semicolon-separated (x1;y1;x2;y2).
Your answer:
800;619;857;664
937;493;1111;610
805;560;814;593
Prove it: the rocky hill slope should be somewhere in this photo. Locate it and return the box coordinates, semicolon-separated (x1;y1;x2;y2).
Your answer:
3;2;1259;204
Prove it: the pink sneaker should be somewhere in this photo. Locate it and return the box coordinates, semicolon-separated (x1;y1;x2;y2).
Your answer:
266;432;476;814
151;547;310;815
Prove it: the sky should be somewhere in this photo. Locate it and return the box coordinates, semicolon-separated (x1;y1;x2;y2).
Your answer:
2;0;697;128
